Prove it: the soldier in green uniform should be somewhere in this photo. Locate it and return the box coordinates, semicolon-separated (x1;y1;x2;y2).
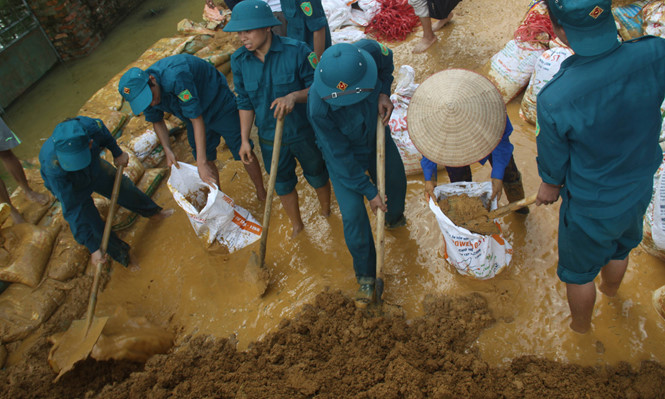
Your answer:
537;0;665;333
224;0;331;237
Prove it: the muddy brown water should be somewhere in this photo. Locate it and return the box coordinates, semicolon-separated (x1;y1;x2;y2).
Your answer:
3;0;665;377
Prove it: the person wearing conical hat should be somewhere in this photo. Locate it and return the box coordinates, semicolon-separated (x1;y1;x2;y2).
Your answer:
118;54;267;201
280;0;331;57
39;117;173;270
536;0;665;334
308;40;407;306
224;0;331;237
408;69;527;210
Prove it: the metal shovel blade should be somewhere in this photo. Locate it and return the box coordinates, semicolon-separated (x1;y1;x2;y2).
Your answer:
49;316;109;382
245;251;270;296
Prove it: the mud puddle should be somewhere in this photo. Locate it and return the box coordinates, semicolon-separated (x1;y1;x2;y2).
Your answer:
1;0;665;396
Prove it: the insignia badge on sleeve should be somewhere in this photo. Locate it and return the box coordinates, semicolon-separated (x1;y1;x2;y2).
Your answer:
307;52;319;69
123;87;130;94
301;2;313;16
178;89;192;102
336;81;348;91
379;43;389;56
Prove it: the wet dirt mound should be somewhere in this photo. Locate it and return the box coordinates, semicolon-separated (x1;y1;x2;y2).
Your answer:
2;291;664;398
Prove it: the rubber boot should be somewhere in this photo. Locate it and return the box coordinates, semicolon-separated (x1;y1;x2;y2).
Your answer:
503;173;529;214
354;277;375;309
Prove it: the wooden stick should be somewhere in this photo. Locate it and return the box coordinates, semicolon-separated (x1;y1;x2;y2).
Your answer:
375;116;385;300
84;163;124;336
257;118;284;269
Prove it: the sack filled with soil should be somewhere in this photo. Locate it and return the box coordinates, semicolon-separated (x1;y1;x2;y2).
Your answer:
46;230;90;282
0;224;60;287
0;279;65;343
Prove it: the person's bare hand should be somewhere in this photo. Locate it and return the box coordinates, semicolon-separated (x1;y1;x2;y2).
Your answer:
536;182;561;205
424;180;436;202
378;93;394;125
491;178;503;202
114;152;129;168
165;148;179;168
198;162;217;187
91;249;109;265
369;194;387;214
239;141;253;164
270;94;295;120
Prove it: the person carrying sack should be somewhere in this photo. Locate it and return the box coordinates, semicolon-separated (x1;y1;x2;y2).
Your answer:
118;54;267;201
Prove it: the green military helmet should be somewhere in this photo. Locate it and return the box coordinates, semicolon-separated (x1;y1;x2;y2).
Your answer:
223;0;281;32
312;43;378;106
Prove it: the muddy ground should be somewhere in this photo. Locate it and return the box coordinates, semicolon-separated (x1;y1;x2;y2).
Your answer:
2;0;665;397
2;285;664;398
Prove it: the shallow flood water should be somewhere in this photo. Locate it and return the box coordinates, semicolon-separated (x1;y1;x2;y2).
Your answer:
5;0;665;370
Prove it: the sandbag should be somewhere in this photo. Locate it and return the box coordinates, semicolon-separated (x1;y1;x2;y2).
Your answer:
642;0;665;37
142;145;166;169
331;26;367;44
177;19;217;36
428;182;512;279
76;110;128;138
0;279;65;343
477;40;545;104
84;84;124;112
654;285;665;321
388;65;429;176
127;130;160;161
0;224;59;287
46;230;90;282
0;203;10;226
519;46;574;125
613;0;648;40
122;115;153;138
642;155;665;261
218;61;232;76
167;163;261;252
0;344;7;368
139;36;194;62
187;36;213;55
103;145;145;184
90;307;173;363
8;184;54;225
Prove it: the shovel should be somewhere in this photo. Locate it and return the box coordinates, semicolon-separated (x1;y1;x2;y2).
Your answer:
460;193;536;231
49;164;124;381
374;115;386;305
246;118;284;296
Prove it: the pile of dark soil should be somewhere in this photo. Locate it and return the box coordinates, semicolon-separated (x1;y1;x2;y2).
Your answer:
3;291;664;398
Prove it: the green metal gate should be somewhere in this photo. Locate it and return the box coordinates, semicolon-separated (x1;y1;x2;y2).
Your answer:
0;0;59;112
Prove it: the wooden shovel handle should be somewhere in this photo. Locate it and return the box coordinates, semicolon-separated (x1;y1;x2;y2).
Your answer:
486;193;537;219
84;163;124;336
257;118;284;269
375;116;385;279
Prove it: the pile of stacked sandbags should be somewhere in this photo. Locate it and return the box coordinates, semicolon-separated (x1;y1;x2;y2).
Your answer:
478;0;652;126
0;205;74;368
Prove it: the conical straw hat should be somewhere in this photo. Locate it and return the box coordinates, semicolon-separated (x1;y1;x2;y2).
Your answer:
407;69;506;167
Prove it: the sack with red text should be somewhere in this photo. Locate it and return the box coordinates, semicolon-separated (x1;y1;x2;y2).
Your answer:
428;182;512;279
167;163;261;253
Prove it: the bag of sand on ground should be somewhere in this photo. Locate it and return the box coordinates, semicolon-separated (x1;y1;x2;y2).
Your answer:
428;182;512;279
167;163;261;252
